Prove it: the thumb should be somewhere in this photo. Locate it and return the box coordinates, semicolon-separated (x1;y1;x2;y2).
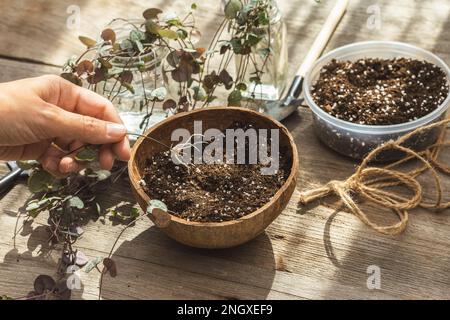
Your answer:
50;107;127;144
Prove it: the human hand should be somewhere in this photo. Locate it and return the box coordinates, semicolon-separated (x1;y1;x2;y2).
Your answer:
0;75;130;176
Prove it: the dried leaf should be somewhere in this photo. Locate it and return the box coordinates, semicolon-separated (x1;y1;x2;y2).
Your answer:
103;258;117;277
78;36;97;48
61;73;82;86
98;58;113;69
101;28;116;44
119;70;133;84
143;8;163;20
163;99;177;110
34;275;56;295
219;69;233;89
76;60;94;76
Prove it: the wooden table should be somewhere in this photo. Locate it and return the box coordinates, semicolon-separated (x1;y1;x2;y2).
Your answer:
1;0;450;299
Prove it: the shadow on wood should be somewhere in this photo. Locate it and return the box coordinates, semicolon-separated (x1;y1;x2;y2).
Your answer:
100;227;277;299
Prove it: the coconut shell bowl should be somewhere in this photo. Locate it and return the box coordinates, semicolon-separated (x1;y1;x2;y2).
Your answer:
128;107;299;249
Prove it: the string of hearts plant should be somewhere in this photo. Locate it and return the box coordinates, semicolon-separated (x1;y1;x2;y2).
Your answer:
2;0;277;300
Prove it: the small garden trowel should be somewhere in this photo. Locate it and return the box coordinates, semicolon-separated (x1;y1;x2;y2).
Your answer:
265;0;349;120
0;161;28;194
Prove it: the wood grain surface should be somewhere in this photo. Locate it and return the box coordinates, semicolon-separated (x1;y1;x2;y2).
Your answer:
0;0;449;300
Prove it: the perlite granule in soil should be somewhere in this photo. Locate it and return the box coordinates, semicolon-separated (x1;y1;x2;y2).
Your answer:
142;123;290;222
310;57;450;160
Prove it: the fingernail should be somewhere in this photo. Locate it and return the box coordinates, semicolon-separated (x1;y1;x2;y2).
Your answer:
62;161;78;173
107;123;127;139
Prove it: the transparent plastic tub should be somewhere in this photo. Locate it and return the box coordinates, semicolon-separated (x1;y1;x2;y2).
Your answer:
303;41;450;161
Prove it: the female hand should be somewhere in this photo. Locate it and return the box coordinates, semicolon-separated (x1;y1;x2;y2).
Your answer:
0;75;130;176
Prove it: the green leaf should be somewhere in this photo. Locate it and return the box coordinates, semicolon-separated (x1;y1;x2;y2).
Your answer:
130;30;146;42
68;196;84;209
247;33;262;46
130;207;140;219
94;170;111;181
228;90;242;106
192;85;207;101
157;29;179;39
224;0;242;19
78;36;97;48
150;87;167;101
146;199;168;216
236;82;247;91
75;146;97;162
120;39;134;51
145;20;160;34
27;170;53;193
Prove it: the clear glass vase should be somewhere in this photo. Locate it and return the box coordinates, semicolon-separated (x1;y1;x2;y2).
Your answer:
97;19;169;137
235;0;288;109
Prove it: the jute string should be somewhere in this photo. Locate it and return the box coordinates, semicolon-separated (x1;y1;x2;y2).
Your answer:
297;118;450;235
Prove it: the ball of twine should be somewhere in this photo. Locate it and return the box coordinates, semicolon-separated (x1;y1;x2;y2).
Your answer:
298;118;450;235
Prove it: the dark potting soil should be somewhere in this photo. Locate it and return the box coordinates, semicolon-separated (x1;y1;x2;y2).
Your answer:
311;58;449;125
141;124;290;223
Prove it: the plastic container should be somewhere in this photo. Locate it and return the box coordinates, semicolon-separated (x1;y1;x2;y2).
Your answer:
303;41;450;161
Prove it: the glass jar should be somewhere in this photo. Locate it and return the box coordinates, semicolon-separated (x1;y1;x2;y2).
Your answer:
235;0;288;108
97;19;169;137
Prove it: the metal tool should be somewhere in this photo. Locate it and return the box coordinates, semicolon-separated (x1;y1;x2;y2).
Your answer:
0;161;26;193
265;0;349;121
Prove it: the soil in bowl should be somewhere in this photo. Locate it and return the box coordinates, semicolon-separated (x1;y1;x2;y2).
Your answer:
141;122;290;222
310;57;449;160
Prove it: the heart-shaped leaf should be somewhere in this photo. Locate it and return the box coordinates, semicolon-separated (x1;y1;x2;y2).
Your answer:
76;60;94;76
28;170;53;193
224;0;242;19
103;258;117;277
157;29;179;39
75;250;89;267
68;196;84;209
84;256;103;273
34;275;56;295
101;28;116;44
150;87;167;101
61;73;82;86
147;200;171;228
163;99;177;110
143;8;163;20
